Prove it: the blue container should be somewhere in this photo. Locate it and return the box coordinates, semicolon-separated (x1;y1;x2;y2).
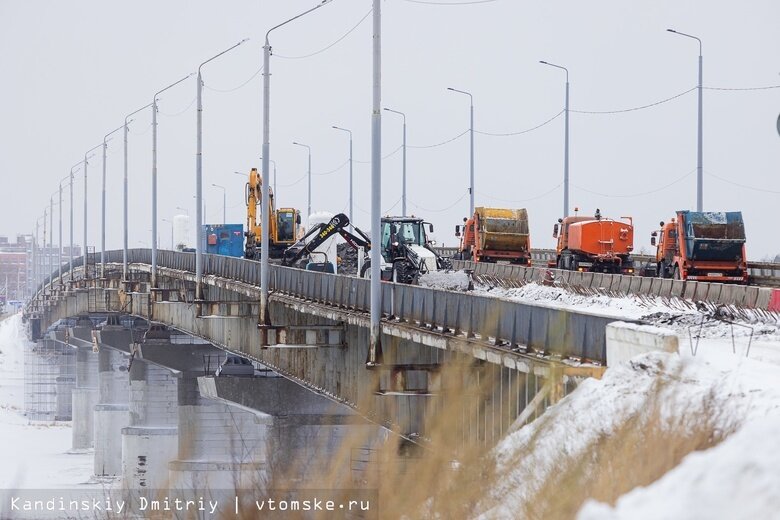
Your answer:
678;211;746;262
203;224;244;257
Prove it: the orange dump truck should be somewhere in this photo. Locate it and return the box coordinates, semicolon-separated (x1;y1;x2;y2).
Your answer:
454;207;531;264
551;209;635;274
651;210;748;283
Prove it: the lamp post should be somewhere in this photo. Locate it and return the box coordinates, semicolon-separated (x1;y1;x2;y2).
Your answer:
101;124;124;279
447;87;474;216
292;142;312;220
668;29;703;211
382;108;406;215
539;60;570;217
152;74;192;287
83;143;103;275
369;0;382;365
260;1;333;330
69;161;81;282
195;39;249;300
332;126;353;227
58;174;70;286
123;104;153;281
211;184;226;224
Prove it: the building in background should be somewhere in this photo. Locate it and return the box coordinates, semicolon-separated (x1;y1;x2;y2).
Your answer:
0;235;81;300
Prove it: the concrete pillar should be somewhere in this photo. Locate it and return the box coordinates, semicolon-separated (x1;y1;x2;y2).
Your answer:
71;345;98;451
55;339;76;421
93;348;129;476
122;360;178;490
169;372;271;495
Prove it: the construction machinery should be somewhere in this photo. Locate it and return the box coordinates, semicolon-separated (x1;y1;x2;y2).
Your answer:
243;167;301;260
454;207;531;264
651;211;748;283
282;213;370;272
283;214;452;284
551;208;635;274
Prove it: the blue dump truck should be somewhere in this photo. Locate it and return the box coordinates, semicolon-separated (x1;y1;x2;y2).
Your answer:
204;224;244;257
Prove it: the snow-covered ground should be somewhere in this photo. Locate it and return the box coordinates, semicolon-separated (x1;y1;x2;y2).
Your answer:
0;315;97;489
469;277;780;519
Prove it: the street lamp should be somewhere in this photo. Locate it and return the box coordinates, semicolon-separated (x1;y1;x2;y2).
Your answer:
211;183;226;224
292;142;312;221
68;161;81;282
382;108;406;215
152;74;192;287
668;29;703;211
83;143;103;274
260;0;333;330
101;124;124;278
123;103;153;281
447;87;475;216
368;0;382;365
176;206;188;216
331;126;353;226
540;60;570;217
195;39;249;300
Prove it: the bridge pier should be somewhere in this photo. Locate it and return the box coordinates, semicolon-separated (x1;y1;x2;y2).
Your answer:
168;372;270;495
93;348;129;476
71;345;98;450
122;360;179;490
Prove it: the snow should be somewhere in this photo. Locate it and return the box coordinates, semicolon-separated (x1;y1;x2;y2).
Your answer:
476;283;780;519
419;270;472;292
0;315;98;490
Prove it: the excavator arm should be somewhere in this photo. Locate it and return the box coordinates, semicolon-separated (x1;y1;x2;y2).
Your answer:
282;213;370;267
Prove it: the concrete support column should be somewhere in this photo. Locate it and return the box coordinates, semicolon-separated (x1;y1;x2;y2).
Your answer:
169;372;271;495
71;345;98;451
54;347;76;421
93;348;130;476
122;361;178;490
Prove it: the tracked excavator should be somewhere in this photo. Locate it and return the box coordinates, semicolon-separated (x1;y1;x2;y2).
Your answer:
282;213;452;284
243;168;301;259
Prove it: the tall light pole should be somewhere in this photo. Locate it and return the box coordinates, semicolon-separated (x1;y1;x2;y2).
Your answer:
668;29;703;211
383;108;406;215
369;0;382;365
331;126;353;226
83;143;103;275
292;142;312;220
48;199;53;291
69;161;81;282
152;74;192;287
196;39;249;300
58;175;70;286
101;124;124;279
540;61;570;217
122;104;153;281
447;87;475;216
261;2;332;329
211;184;226;224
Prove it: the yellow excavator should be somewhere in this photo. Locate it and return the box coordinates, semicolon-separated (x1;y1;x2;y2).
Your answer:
244;167;302;260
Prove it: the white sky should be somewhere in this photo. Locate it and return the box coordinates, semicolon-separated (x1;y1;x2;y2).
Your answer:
1;0;778;258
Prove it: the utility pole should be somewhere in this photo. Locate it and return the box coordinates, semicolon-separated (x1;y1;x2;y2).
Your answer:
368;0;382;365
540;60;570;217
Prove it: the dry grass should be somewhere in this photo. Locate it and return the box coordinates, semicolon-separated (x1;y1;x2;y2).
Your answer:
513;379;737;520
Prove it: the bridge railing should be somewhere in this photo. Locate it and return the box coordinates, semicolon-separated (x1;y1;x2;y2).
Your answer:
31;249;638;361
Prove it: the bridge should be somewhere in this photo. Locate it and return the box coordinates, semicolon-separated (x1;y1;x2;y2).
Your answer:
23;247;765;496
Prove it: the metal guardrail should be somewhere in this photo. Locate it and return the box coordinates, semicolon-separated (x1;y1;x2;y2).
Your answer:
34;248;620;362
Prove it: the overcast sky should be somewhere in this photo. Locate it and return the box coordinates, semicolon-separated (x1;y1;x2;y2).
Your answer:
1;0;778;258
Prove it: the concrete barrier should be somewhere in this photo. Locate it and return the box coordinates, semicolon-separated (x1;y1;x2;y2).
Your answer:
771;290;780;312
606;321;679;366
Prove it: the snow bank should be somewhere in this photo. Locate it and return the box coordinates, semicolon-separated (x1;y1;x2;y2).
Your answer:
418;270;471;292
578;414;780;520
